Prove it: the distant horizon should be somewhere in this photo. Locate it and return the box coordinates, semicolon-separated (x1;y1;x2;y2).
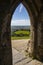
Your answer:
11;24;30;26
11;26;30;31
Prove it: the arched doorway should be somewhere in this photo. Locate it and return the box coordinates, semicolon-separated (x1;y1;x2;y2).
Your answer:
9;1;37;64
1;0;38;65
10;0;37;58
11;3;32;64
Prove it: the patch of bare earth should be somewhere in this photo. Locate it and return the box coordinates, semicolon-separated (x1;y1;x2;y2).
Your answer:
11;39;29;52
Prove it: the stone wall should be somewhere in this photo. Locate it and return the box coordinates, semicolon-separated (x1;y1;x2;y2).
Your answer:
0;0;43;65
37;6;43;60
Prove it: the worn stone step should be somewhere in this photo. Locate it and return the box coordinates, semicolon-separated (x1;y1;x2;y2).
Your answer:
13;52;26;65
25;60;43;65
14;57;32;65
12;48;32;65
12;48;19;56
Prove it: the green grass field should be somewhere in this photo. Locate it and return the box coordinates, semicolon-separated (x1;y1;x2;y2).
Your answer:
15;30;30;35
11;36;30;40
11;30;30;40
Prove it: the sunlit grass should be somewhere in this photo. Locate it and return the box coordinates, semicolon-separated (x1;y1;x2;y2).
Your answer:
11;36;30;40
15;30;30;35
11;30;30;40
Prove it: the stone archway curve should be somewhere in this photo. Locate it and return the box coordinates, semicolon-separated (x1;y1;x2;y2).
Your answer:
10;0;35;58
1;0;40;65
10;0;38;58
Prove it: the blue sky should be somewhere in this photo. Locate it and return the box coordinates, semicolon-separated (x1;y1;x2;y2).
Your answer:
11;3;30;26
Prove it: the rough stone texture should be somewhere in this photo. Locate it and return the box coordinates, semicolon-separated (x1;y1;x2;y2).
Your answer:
26;60;43;65
0;0;43;65
37;7;43;60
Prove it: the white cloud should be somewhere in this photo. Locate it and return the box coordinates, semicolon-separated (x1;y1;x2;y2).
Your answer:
19;4;23;13
11;19;30;26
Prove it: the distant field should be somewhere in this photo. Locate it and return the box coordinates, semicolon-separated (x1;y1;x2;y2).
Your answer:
11;36;30;40
11;30;30;40
15;30;30;35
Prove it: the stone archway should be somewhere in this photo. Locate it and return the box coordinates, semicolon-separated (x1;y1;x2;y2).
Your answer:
0;0;43;65
10;0;38;58
2;1;38;65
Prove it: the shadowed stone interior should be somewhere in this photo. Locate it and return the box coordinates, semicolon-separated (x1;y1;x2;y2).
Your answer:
0;0;43;65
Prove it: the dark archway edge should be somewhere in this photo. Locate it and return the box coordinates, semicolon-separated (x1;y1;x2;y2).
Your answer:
0;0;43;65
